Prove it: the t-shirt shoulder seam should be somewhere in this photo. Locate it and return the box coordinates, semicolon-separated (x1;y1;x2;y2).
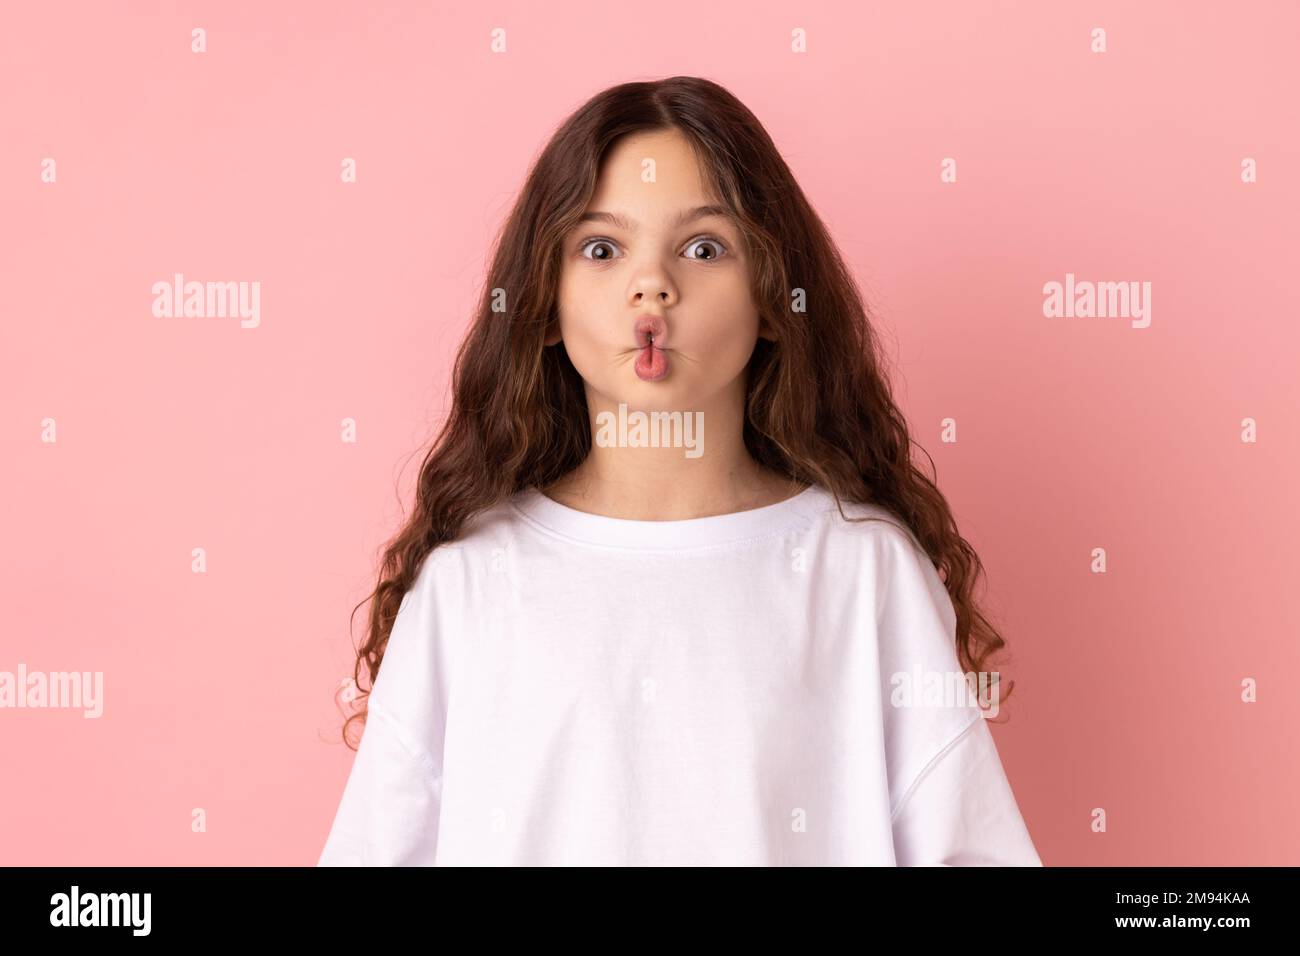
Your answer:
888;713;984;824
366;700;442;781
821;500;919;543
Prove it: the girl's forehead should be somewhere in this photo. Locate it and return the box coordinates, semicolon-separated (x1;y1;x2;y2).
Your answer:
583;131;734;228
596;131;710;187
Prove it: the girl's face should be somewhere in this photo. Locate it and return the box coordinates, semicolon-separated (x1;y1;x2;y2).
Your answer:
548;128;773;410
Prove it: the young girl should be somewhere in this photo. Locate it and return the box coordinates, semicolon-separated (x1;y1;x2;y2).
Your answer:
318;76;1041;866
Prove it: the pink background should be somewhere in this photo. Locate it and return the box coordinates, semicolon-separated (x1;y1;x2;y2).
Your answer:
2;0;1297;865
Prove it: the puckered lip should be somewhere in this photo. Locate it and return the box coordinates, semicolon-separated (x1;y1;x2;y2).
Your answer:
633;314;667;348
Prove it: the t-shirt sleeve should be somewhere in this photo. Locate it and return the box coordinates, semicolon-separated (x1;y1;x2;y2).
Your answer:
317;549;457;866
870;519;1041;867
890;713;1042;866
316;704;443;865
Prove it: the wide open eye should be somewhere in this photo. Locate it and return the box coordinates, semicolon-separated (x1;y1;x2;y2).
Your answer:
683;237;726;261
578;238;623;261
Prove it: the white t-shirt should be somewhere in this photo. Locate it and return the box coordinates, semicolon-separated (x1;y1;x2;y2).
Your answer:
317;482;1042;866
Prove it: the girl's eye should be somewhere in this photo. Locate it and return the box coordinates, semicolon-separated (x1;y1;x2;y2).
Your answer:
683;237;726;261
579;238;623;261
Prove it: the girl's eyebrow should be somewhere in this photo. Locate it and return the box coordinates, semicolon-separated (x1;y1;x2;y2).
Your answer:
577;204;734;231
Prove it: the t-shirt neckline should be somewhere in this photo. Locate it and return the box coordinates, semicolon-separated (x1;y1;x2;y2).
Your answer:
510;482;823;551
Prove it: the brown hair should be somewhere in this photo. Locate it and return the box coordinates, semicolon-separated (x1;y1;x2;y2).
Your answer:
338;75;1014;748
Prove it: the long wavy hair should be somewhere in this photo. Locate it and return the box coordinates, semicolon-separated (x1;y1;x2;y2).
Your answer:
337;75;1015;749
